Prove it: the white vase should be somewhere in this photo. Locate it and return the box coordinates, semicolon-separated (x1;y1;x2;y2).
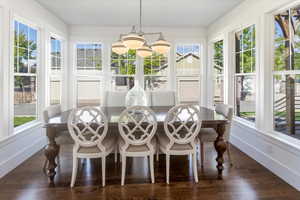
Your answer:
125;81;148;107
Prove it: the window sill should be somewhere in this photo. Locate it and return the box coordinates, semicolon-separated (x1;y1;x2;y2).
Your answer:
0;121;43;148
233;116;256;129
232;119;300;156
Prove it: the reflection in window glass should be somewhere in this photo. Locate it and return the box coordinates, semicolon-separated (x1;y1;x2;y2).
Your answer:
76;43;102;71
50;80;61;105
14;21;38;127
77;80;101;107
235;75;256;122
213;40;224;104
234;25;256;122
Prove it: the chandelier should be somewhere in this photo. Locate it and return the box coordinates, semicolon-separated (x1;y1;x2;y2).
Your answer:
111;0;171;57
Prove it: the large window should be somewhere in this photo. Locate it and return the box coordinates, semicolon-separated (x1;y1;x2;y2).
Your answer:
111;50;136;91
49;37;62;105
274;6;300;139
213;40;224;105
14;20;38;128
75;43;102;106
234;25;256;122
176;44;201;103
144;52;168;91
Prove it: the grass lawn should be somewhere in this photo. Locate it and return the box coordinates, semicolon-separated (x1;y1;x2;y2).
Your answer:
14;117;36;127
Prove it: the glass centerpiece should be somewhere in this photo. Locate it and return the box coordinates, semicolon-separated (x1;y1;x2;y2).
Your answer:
125;80;148;107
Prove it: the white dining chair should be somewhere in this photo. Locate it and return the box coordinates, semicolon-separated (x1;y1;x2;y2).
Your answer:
198;104;234;167
68;106;117;187
151;91;176;106
43;104;63;173
158;105;202;184
118;106;158;186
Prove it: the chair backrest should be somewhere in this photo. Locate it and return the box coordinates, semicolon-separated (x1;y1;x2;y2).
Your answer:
215;104;233;141
164;105;202;149
67;106;108;151
118;106;157;151
104;91;127;107
151;91;176;106
43;104;62;123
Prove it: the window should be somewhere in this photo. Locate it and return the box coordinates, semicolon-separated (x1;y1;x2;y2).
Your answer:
144;52;168;91
111;50;136;91
49;37;62;105
234;25;256;122
14;20;38;127
176;44;201;103
273;6;300;139
76;43;102;72
77;80;101;107
213;40;224;105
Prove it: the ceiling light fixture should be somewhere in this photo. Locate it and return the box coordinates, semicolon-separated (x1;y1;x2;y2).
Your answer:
111;0;171;57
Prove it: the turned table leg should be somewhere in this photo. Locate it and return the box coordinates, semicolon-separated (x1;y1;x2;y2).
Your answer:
44;126;60;185
214;123;227;180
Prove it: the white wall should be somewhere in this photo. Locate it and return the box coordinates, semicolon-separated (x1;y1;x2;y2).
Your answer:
68;25;208;109
0;0;68;178
207;0;300;191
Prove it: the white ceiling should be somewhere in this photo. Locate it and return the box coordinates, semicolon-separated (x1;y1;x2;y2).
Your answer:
36;0;244;27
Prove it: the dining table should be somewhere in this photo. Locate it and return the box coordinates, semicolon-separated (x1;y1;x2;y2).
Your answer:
44;106;229;185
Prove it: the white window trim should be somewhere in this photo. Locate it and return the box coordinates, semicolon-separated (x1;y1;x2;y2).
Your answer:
11;15;42;133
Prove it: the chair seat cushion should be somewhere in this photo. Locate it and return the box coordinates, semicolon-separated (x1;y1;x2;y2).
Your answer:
118;137;156;152
199;128;218;142
158;133;198;151
77;133;116;154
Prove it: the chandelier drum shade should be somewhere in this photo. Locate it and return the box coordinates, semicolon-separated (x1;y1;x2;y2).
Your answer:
111;0;171;57
111;40;128;55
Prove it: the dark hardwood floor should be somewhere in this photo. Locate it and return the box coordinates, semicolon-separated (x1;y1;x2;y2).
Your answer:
0;140;299;200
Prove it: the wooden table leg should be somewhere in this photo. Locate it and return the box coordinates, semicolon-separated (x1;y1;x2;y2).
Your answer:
214;123;227;180
44;126;60;185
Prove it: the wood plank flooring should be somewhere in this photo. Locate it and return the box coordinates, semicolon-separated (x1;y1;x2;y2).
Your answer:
0;141;299;200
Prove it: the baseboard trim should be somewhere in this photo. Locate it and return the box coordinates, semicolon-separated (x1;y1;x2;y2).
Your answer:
231;134;300;191
0;136;46;178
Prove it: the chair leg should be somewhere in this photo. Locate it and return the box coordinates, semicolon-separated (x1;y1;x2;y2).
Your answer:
43;159;48;175
192;153;199;183
227;142;233;167
102;156;106;187
200;142;204;168
166;154;170;184
114;147;118;163
149;154;155;183
156;149;159;162
121;155;126;186
70;156;78;188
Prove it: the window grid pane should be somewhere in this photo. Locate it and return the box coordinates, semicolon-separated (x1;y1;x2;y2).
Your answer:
77;43;102;71
14;20;38;128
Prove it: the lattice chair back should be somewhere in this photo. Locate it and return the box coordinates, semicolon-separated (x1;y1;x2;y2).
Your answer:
68;106;108;151
118;106;157;151
164;105;202;148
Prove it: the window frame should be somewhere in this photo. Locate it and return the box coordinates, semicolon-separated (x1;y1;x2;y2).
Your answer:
11;16;41;132
175;43;202;104
233;24;257;124
144;52;169;91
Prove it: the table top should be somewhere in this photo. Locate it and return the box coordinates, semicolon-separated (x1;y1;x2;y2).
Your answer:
45;106;228;128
